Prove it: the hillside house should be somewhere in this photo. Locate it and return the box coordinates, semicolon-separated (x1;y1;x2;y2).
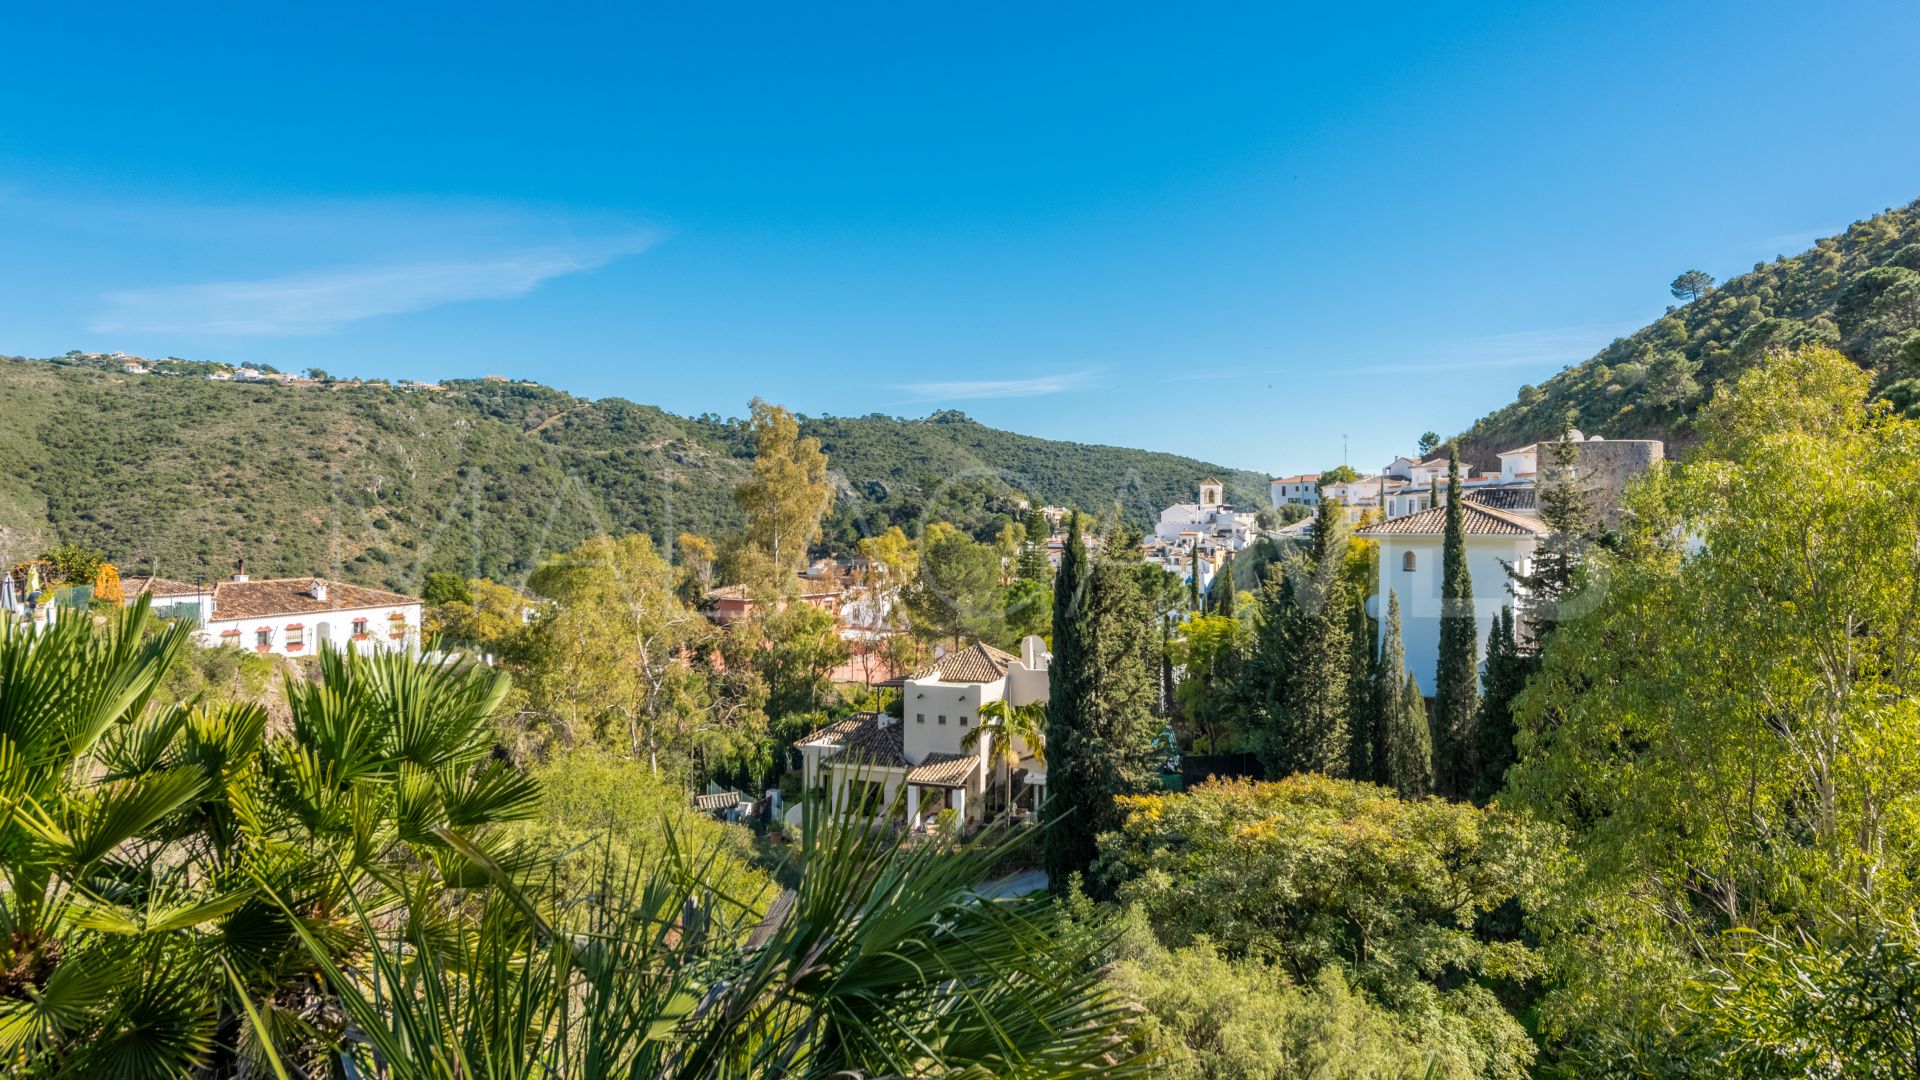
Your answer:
796;637;1050;831
1357;502;1548;694
1269;473;1322;508
118;570;424;656
702;583;842;627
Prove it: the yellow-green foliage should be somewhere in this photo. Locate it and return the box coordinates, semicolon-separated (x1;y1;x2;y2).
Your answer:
1099;775;1558;1078
520;749;774;915
1509;347;1920;1063
1106;913;1433;1079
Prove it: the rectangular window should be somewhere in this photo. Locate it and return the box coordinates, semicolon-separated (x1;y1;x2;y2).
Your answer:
352;618;369;636
286;624;305;650
915;713;925;723
938;715;947;725
255;628;272;649
959;714;969;726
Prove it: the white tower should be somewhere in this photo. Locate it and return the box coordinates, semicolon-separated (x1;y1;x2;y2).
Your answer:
1198;477;1224;508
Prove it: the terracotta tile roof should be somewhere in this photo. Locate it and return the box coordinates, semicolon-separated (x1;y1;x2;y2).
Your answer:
1464;487;1538;512
798;714;870;745
122;576;204;598
692;791;745;812
209;578;421;621
906;753;979;788
1357;502;1549;538
1272;473;1321;484
807;712;908;769
910;642;1020;684
705;584;753;602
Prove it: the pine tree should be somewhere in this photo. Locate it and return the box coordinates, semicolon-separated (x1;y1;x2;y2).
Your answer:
1376;591;1433;797
1473;605;1526;803
1507;432;1593;644
1257;497;1350;778
1345;593;1377;781
1433;447;1480;800
1018;508;1052;583
1043;516;1160;894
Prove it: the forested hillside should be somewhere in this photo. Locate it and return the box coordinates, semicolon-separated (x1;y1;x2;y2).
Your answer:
1457;198;1920;461
0;356;1262;588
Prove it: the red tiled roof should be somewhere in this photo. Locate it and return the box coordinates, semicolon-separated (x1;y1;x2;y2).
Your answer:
906;753;978;788
804;712;908;769
1357;502;1549;538
209;578;421;620
910;642;1020;683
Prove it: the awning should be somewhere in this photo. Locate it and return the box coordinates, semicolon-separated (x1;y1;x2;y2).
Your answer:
906;753;979;788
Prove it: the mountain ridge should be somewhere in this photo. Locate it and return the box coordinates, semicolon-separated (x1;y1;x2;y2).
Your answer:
1454;198;1920;463
0;355;1268;590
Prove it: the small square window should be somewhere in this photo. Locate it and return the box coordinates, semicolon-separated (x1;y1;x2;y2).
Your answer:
915;713;924;723
959;715;969;726
938;715;947;725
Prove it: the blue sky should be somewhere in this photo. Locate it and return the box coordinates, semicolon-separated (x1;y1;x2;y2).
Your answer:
5;2;1918;473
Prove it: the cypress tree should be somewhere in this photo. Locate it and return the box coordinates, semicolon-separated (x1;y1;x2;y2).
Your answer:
1473;605;1525;803
1044;512;1090;883
1345;593;1377;782
1376;591;1433;797
1432;447;1480;799
1213;554;1235;617
1043;516;1160;894
1257;497;1350;778
1187;540;1202;611
1159;616;1175;719
1243;560;1300;758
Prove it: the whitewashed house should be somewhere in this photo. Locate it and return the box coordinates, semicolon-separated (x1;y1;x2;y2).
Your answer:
1357;501;1547;695
124;570;424;657
796;637;1050;831
1269;473;1322;508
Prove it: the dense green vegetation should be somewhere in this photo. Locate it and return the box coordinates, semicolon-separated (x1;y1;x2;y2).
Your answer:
1091;346;1920;1075
0;600;1147;1077
1457;198;1920;461
0;354;1262;589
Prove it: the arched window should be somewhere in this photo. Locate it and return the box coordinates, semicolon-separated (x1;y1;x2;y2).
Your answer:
1401;551;1417;572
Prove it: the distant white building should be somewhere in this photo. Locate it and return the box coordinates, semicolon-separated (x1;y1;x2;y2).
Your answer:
797;638;1050;831
1269;473;1321;508
124;570;424;657
1144;478;1261;595
1357;500;1548;695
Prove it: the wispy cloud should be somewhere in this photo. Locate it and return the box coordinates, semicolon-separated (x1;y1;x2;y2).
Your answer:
899;371;1097;401
1346;323;1636;376
92;234;656;336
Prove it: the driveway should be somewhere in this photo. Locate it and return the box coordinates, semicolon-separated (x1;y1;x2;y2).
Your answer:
975;868;1048;899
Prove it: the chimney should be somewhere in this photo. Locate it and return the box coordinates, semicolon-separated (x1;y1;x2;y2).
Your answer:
311;579;328;602
232;557;249;583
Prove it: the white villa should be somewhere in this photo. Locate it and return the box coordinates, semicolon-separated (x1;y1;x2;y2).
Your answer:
124;571;424;657
796;637;1050;831
1269;473;1322;508
1357;493;1548;694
